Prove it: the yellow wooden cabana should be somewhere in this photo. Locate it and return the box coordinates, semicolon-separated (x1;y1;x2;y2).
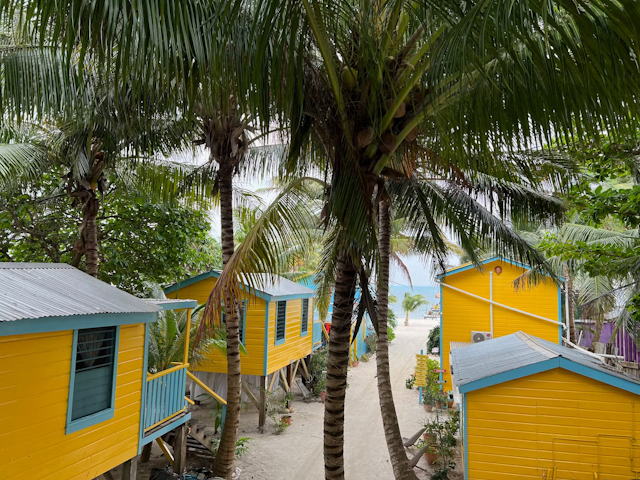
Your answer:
452;331;640;480
165;270;315;429
438;257;562;392
0;263;200;480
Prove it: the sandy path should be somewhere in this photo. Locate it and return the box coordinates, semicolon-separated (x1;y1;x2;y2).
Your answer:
233;318;440;480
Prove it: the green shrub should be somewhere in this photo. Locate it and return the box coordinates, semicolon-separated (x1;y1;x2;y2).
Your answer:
427;326;440;355
309;348;328;396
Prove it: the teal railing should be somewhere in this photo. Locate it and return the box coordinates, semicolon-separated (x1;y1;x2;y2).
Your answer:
143;364;188;432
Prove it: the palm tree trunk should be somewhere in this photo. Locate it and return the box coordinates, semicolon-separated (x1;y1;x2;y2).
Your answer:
377;199;418;480
324;252;357;480
211;162;242;480
405;311;409;326
565;265;576;344
83;193;100;277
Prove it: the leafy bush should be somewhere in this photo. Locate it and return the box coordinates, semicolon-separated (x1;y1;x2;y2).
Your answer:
364;333;377;353
309;348;328;396
387;325;396;342
427;326;440;355
425;410;460;479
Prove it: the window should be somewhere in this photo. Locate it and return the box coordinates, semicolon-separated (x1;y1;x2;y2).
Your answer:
301;299;309;336
239;300;247;345
66;326;119;434
275;301;286;345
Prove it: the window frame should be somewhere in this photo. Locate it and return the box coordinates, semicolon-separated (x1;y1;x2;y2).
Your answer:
275;300;287;346
65;325;120;435
300;298;309;337
239;299;247;345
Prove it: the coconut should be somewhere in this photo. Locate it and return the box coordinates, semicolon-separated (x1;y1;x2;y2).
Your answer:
342;66;358;89
405;126;419;142
394;101;406;118
357;127;375;148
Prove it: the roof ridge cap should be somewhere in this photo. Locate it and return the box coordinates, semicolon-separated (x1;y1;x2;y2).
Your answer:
515;331;557;359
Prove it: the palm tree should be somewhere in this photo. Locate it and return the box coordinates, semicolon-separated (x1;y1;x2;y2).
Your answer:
401;292;429;327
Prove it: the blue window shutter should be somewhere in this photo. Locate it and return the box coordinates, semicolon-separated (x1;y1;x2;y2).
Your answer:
71;326;117;421
240;300;247;344
301;299;309;335
275;301;287;344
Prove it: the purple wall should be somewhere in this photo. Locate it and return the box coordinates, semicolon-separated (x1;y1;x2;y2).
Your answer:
579;321;640;363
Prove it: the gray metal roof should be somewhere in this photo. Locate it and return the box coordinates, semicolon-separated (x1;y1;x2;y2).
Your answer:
451;331;640;389
0;263;161;322
244;273;315;298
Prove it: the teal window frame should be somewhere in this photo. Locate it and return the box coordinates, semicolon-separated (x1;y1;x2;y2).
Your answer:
275;301;287;346
240;300;247;345
300;299;309;337
65;326;120;435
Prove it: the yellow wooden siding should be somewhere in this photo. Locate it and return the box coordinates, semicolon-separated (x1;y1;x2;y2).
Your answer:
170;276;216;304
267;298;314;374
442;260;558;389
466;369;640;480
0;325;145;480
194;296;267;376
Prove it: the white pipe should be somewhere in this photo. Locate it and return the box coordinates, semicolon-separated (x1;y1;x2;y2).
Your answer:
564;280;570;334
563;337;624;361
489;272;494;337
439;282;563;326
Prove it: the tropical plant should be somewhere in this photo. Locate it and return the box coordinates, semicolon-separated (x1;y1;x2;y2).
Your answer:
405;374;415;390
401;293;430;327
427;327;440;356
309;347;328;396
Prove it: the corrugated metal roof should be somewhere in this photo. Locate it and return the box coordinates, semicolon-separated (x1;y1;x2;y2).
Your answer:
0;263;161;322
451;331;640;388
165;269;315;299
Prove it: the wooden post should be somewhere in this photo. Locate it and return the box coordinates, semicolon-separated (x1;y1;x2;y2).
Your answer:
121;457;138;480
183;308;192;364
259;376;267;433
290;360;300;390
140;443;152;463
173;423;187;475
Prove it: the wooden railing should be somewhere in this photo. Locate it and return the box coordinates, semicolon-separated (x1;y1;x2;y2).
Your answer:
143;363;189;432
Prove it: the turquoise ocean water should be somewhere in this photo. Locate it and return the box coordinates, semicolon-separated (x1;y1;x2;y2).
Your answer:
388;284;440;320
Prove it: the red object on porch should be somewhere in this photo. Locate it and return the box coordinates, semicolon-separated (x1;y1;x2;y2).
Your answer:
324;323;332;336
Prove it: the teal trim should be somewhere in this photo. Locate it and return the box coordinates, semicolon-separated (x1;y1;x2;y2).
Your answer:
164;270;220;294
463;393;468;480
139;412;192;447
138;323;150;454
437;256;529;278
66;326;120;435
240;300;247;345
557;287;563;344
263;302;270;376
458;358;560;394
559;358;640;396
156;300;198;310
300;299;309;337
439;282;443;387
0;312;155;337
275;301;287;346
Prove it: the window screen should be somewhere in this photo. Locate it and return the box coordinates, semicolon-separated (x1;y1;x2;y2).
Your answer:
301;299;309;334
276;301;287;342
71;327;117;421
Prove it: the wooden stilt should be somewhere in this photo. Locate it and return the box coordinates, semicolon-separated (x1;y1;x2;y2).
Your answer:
280;368;290;393
155;437;174;467
299;357;310;380
173;423;187;475
121;457;138;480
241;382;260;411
290;360;300;390
268;370;279;392
259;376;267;433
140;443;152;463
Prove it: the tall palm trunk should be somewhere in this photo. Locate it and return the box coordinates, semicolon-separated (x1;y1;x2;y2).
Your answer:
83;193;100;277
565;265;576;344
377;199;418;480
211;162;242;479
324;252;357;480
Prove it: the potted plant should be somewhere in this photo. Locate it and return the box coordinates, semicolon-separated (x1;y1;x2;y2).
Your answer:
415;439;439;465
281;414;292;425
351;358;358;367
310;348;328;402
